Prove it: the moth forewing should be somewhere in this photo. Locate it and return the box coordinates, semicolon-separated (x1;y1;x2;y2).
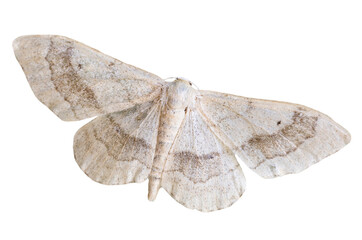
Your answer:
13;35;164;121
199;90;351;179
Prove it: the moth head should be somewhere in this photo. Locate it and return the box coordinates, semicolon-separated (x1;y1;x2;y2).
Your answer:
175;77;193;87
166;78;197;109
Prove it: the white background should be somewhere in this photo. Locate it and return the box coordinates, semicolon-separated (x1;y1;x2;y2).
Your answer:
1;1;361;239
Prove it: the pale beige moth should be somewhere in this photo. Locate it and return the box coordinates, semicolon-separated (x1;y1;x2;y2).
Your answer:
13;35;351;212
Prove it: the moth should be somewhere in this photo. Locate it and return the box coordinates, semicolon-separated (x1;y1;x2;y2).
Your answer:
13;35;351;212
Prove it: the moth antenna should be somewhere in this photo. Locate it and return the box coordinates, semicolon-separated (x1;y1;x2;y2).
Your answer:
190;80;200;91
164;77;177;82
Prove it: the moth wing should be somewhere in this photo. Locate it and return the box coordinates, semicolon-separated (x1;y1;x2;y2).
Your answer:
199;90;351;178
13;35;164;121
73;99;161;184
161;108;246;212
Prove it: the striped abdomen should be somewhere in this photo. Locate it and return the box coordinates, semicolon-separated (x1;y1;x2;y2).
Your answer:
148;105;186;200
